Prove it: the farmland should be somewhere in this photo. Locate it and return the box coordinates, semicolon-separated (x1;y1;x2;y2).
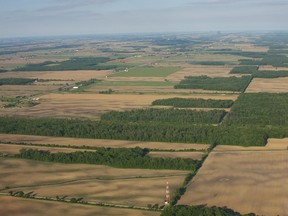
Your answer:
1;32;288;215
178;144;288;216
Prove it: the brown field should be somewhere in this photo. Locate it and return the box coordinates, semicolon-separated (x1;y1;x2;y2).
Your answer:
215;138;288;152
148;151;205;160
234;44;269;52
0;85;59;97
166;65;235;82
0;159;188;189
0;134;210;151
0;93;238;119
0;158;188;207
245;77;288;93
0;144;94;155
13;176;184;206
0;196;160;216
178;148;288;215
0;70;111;81
259;65;288;71
87;85;233;94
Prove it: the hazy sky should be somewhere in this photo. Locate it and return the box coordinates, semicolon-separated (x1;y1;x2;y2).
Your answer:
0;0;287;38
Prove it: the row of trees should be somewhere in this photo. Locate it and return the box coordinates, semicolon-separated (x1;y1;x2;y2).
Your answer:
152;98;234;108
230;66;288;78
161;205;255;216
0;78;35;85
174;76;252;92
16;148;200;171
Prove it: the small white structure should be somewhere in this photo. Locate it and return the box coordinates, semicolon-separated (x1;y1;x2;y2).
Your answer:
73;86;79;89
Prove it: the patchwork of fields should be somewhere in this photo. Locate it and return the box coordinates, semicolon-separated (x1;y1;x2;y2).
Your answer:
1;33;288;216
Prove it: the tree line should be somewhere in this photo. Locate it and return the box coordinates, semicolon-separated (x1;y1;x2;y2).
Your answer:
230;66;288;78
161;205;255;216
152;98;234;108
0;78;35;85
15;148;200;171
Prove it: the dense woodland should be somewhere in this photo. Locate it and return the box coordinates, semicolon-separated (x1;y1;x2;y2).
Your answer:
0;116;269;146
0;78;35;85
161;205;255;216
230;66;288;78
225;93;288;126
152;98;234;108
15;148;200;170
13;57;126;71
174;76;252;92
101;109;227;125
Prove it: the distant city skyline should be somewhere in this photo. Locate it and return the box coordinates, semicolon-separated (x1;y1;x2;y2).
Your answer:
0;0;287;38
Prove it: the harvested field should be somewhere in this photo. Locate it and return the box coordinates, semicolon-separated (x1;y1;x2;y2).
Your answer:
148;151;204;160
259;65;288;71
0;85;59;97
13;176;184;206
245;77;288;93
0;143;94;155
0;70;111;81
234;44;269;52
0;158;188;189
0;93;238;119
166;65;234;82
178;149;288;215
0;134;210;151
266;138;288;150
215;138;288;151
0;196;160;216
0;158;188;207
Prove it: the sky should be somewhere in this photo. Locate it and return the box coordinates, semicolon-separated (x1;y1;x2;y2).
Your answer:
0;0;287;38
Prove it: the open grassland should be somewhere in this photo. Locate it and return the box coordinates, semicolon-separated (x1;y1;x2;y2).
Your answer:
166;65;234;82
0;143;94;155
178;147;288;216
0;93;238;119
0;134;210;151
148;152;204;160
0;196;160;216
0;158;188;207
246;77;288;93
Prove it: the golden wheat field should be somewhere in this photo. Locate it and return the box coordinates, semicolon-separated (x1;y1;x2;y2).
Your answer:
178;146;288;216
0;134;209;151
148;151;205;160
12;176;184;207
0;85;59;97
0;158;188;207
166;65;234;82
0;196;160;216
0;93;238;119
245;77;288;93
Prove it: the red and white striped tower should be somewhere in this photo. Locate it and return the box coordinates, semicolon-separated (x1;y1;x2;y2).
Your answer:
165;181;170;205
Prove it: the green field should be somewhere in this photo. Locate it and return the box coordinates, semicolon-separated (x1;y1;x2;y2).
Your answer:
110;66;181;77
